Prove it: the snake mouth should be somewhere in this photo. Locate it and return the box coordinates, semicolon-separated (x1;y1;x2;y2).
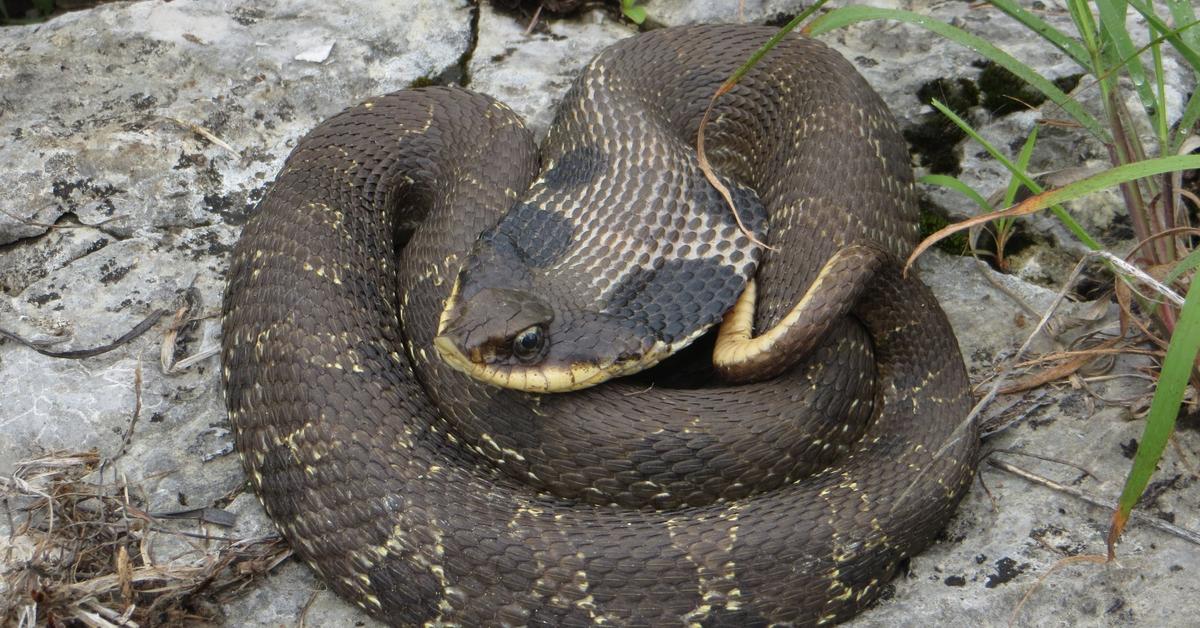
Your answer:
433;334;616;393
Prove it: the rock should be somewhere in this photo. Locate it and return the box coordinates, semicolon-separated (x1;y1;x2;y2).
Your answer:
1;0;1196;626
470;2;629;137
0;1;471;625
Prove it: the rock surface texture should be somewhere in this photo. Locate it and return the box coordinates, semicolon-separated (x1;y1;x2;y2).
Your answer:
1;0;1196;626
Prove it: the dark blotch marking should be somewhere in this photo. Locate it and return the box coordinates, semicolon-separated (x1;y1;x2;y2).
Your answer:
492;202;575;268
543;145;606;190
602;257;741;344
453;235;536;307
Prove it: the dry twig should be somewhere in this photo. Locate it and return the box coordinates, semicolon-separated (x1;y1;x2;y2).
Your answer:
988;458;1200;547
1;451;290;626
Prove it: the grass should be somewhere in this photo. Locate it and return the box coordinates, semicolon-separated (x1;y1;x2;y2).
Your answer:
698;0;1200;562
620;0;647;25
802;1;1200;557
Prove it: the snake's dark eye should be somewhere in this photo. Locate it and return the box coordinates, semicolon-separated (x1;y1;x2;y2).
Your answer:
512;325;546;363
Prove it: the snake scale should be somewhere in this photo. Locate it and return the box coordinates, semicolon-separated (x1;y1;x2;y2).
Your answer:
222;25;978;626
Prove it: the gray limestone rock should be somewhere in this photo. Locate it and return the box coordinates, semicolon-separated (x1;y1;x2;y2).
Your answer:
0;1;471;625
471;5;630;138
1;0;1196;626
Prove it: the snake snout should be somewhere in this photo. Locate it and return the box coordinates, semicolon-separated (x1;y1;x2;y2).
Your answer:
435;287;553;364
435;289;659;393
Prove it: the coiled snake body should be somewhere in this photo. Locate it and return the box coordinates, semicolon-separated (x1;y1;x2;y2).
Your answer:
222;26;977;626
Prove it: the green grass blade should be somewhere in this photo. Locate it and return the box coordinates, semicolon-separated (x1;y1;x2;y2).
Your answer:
1096;0;1159;118
804;7;1109;142
1005;154;1200;213
1139;0;1200;152
920;175;993;213
720;0;830;89
1162;0;1199;53
1108;271;1200;555
620;0;647;25
1163;247;1200;287
1005;126;1039;207
1112;0;1200;152
1126;0;1200;71
929;99;1102;250
1153;41;1169;148
1172;88;1200;154
1067;0;1102;60
985;0;1090;67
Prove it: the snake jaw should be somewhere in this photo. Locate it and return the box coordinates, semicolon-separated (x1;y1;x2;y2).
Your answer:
433;335;491;380
435;265;651;392
434;284;568;390
435;324;670;393
434;334;616;393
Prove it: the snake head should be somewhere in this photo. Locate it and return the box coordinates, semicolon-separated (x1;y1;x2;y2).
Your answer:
435;282;657;393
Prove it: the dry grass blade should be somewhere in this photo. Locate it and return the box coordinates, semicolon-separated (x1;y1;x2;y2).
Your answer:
971;247;1182;401
990;456;1200;626
161;117;239;157
159;303;192;373
999;337;1128;394
956;255;1092;449
905;201;1046;275
1;451;291;626
696;99;772;250
1008;554;1109;627
692;3;829;250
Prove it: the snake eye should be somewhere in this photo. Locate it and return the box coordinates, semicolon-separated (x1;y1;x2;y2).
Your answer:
511;325;546;363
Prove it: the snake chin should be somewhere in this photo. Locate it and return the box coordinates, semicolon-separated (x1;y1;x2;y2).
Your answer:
434;334;614;393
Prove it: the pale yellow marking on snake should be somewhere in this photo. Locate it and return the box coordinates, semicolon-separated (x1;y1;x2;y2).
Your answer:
713;255;839;369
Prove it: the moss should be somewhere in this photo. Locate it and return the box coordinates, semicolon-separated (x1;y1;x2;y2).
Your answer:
1053;73;1084;95
2;0;123;25
978;62;1082;116
918;204;970;255
916;77;980;113
905;77;979;176
979;62;1041;114
764;12;797;27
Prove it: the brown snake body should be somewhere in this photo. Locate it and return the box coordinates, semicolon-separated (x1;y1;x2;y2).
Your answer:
222;25;978;626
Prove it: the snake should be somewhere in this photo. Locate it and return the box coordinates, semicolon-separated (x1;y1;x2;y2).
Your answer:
221;25;978;627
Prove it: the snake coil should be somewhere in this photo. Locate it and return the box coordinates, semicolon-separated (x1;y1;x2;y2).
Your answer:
222;25;978;627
